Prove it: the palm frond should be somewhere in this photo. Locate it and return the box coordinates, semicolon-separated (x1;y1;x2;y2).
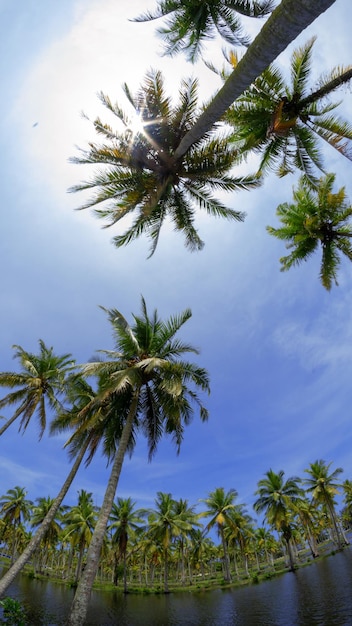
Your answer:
290;37;315;96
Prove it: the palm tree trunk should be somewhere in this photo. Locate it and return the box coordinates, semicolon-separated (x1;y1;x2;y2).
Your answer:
285;538;296;572
327;501;344;548
233;551;239;580
75;543;85;583
123;550;128;594
306;527;319;558
163;548;169;593
220;526;231;582
67;390;139;626
174;0;337;160
300;68;352;109
0;439;89;598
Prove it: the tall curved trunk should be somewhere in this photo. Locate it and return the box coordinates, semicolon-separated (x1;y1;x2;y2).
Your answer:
0;439;90;598
67;390;139;626
174;0;337;160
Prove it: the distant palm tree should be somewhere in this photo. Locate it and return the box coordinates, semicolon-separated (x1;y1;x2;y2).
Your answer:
108;497;144;591
267;174;352;290
172;498;200;585
133;0;274;61
189;528;214;580
304;459;348;549
254;469;303;571
227;38;352;180
200;487;239;582
0;340;74;438
31;496;63;572
255;526;277;569
342;479;352;525
67;297;209;626
70;69;259;256
63;491;97;582
294;497;320;558
224;504;254;577
147;492;194;592
0;487;33;564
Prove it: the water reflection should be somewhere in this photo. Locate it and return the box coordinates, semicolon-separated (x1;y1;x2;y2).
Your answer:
2;549;352;625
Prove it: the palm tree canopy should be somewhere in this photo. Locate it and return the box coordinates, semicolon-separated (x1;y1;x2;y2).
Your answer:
0;340;75;439
0;487;33;529
50;374;137;467
62;490;96;547
226;38;352;179
147;492;194;549
172;0;338;160
68;297;210;460
254;469;303;533
109;497;145;551
70;69;260;256
304;459;343;506
267;173;352;290
132;0;275;62
200;487;239;531
31;496;62;546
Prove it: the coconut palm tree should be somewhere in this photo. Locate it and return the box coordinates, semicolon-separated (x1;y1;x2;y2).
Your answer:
72;1;338;255
108;497;144;591
342;479;352;527
304;459;348;549
62;491;97;583
189;528;214;580
133;0;274;62
294;497;320;558
146;492;194;592
0;340;75;438
254;469;304;571
30;496;63;573
172;0;338;160
226;38;352;180
200;487;239;582
255;526;277;569
172;497;200;585
0;487;33;565
224;504;254;577
70;69;259;256
67;297;209;625
267;173;352;290
0;376;132;598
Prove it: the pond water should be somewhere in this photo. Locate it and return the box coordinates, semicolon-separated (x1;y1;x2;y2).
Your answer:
2;549;352;625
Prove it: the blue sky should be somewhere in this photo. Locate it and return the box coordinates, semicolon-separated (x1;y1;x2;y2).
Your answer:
1;0;352;520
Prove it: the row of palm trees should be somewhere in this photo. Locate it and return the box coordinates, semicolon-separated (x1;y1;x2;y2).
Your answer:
0;461;350;593
3;1;352;624
0;298;209;610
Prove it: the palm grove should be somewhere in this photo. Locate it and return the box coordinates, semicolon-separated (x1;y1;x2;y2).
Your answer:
0;461;351;592
1;1;352;625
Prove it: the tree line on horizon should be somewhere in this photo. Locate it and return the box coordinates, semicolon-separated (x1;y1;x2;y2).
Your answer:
0;460;351;595
2;1;352;624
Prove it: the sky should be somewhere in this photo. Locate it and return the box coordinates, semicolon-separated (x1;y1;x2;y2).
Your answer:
1;0;352;523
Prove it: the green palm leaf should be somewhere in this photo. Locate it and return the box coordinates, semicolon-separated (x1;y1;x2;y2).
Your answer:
267;174;352;289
